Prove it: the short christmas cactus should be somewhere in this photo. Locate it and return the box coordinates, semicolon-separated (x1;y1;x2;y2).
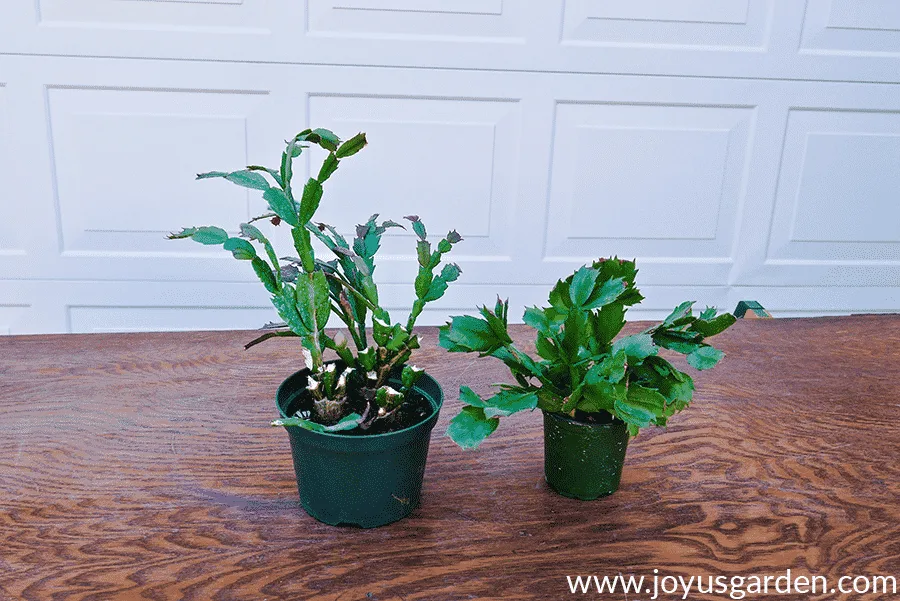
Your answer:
439;258;735;448
168;128;462;433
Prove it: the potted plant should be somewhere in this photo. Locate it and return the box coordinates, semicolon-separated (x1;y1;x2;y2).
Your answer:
168;128;464;527
438;258;735;500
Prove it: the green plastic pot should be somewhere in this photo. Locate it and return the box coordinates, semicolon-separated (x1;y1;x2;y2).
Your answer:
275;367;443;528
543;410;629;500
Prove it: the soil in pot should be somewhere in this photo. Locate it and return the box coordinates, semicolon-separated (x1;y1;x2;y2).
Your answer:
284;388;433;435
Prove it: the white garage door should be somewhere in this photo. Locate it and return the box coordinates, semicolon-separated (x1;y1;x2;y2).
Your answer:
1;1;898;334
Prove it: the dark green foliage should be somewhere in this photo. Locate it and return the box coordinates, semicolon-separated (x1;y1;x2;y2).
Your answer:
169;128;463;434
438;258;736;448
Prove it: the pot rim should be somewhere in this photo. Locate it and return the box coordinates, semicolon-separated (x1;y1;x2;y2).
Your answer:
542;409;626;430
276;366;444;440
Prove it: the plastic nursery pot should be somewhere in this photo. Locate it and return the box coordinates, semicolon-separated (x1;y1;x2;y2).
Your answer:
543;410;629;501
275;367;443;528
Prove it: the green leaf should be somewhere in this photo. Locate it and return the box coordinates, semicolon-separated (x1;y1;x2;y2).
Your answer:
632;356;694;409
653;331;701;355
223;237;256;260
494;297;508;323
423;277;449;302
294;277;316;331
478;305;513;346
414;270;432;299
312;271;330;330
190;226;228;245
317;153;340;183
335;132;367;158
548;279;572;311
579;381;625;413
615;384;666;428
196;171;228;180
660;375;694;409
401;365;424;389
583;277;627;310
226;170;270;190
535;335;559;361
272;286;308;336
447;406;499;450
197;169;270;191
415;240;431;267
438;315;505;354
611;333;657;362
311;128;340;151
490;347;544;380
663;301;695;326
167;227;197;240
585;351;627;383
246;165;283;188
560;309;587;361
239;222;265;242
402;214;428;242
523;306;551;334
690;313;737;338
569;266;599;307
322;412;362;432
280;148;294;194
594;258;638;290
686;345;725;370
263;187;299;226
271;416;324;432
292;227;315;272
440;263;462;283
251;257;278;293
483;390;538;418
592;303;625;346
699;306;718;320
295;272;330;331
298;179;324;224
459;386;488;408
241;223;280;278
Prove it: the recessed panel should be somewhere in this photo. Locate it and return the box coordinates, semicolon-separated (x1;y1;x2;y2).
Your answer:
562;0;772;49
567;127;727;240
47;87;269;255
793;134;900;243
309;94;521;262
333;0;501;15
38;0;267;31
546;102;753;262
68;306;276;333
307;0;522;39
801;0;900;56
0;85;19;255
590;0;750;25
0;305;30;335
767;109;900;262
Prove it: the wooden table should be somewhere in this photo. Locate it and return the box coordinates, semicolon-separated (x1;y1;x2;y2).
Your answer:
1;316;898;600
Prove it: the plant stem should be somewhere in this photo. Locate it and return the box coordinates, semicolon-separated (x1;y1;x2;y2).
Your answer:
405;300;423;334
243;329;298;350
248;212;276;224
330;302;365;350
323;272;378;312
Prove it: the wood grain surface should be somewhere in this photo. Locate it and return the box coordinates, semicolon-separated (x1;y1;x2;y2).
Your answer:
1;316;898;601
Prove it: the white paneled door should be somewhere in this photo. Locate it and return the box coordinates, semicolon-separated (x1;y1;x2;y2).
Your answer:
0;1;898;334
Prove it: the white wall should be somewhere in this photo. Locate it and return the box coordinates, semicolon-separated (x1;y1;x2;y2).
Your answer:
1;0;898;334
